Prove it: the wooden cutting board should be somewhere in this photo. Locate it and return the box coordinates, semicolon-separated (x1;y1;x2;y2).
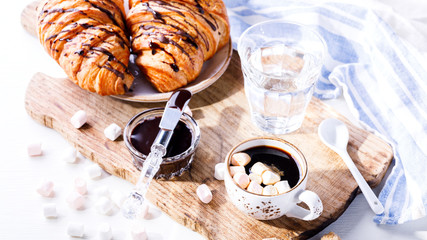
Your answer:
25;69;393;240
23;2;393;239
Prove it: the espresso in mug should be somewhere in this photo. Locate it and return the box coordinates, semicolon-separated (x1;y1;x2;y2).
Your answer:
224;137;323;220
244;146;300;188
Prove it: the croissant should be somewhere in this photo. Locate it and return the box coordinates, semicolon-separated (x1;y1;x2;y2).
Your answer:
127;0;230;93
37;0;133;95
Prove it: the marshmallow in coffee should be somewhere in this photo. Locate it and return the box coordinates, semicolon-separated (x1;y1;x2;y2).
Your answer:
248;172;262;185
263;185;278;195
262;170;281;185
228;150;295;196
231;152;251;166
247;181;263;195
229;166;245;177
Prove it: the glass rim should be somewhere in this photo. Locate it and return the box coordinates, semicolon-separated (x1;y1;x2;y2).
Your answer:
123;107;201;164
237;20;327;81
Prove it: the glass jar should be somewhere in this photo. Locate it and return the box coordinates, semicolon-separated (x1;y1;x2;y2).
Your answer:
123;108;201;179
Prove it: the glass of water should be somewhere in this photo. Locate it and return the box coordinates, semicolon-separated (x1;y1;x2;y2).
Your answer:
238;20;326;134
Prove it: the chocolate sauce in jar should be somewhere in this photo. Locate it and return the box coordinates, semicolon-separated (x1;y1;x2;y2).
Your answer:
130;116;192;158
243;146;300;188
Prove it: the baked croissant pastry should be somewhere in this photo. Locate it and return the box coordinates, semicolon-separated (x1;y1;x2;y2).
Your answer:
127;0;230;93
37;0;133;95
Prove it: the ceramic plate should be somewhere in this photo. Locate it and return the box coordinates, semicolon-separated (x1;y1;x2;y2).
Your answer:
112;40;233;102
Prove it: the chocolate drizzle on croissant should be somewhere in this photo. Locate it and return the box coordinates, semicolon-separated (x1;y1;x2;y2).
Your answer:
127;0;230;93
37;0;133;95
36;0;230;95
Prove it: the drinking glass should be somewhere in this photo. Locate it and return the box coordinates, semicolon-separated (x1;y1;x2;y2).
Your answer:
238;20;326;134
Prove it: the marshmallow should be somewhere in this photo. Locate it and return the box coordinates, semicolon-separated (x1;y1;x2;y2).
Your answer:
248;173;262;185
214;163;225;180
263;185;278;196
36;180;54;197
70;110;87;129
111;190;126;207
184;105;192;116
233;172;250;189
246;181;263;195
250;162;270;175
86;164;102;179
274;180;291;194
62;146;79;163
95;186;110;198
262;170;281;185
138;203;150;219
229;166;245;177
98;223;113;240
95;196;113;215
43;203;58;218
231;152;251;166
74;177;87;195
67;222;84;238
27;142;42;156
131;226;148;240
67;191;85;210
104;123;122;141
196;184;212;204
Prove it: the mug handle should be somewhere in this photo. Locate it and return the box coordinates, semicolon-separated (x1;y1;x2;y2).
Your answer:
285;190;323;221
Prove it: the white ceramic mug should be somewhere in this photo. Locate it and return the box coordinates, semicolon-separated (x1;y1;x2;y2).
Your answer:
224;137;323;220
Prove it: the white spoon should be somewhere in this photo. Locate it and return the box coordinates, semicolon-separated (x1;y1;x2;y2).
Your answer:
318;118;384;215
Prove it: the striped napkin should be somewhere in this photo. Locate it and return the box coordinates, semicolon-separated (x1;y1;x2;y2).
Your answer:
224;0;427;224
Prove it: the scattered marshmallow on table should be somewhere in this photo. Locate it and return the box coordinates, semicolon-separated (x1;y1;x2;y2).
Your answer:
98;223;113;240
67;191;85;210
67;222;84;238
104;123;122;141
62;146;79;163
74;177;87;195
214;162;225;180
229;166;245;177
95;196;113;215
111;190;126;207
196;184;212;204
138;203;150;219
131;226;148;240
233;172;250;189
95;186;110;198
70;110;87;129
43;203;58;218
86;164;103;179
36;180;54;197
263;185;278;196
275;180;291;194
27;142;42;157
246;181;263;195
231;152;251;166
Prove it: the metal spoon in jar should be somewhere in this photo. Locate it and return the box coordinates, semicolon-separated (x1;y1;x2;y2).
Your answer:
318;118;384;215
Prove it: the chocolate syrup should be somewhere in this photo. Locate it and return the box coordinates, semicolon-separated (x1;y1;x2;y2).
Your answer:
244;146;300;188
40;1;130;80
168;89;192;110
130;116;192;158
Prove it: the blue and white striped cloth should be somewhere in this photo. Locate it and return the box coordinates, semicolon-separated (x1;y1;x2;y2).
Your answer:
224;0;427;224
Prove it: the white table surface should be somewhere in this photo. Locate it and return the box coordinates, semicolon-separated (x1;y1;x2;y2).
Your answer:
2;1;427;239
